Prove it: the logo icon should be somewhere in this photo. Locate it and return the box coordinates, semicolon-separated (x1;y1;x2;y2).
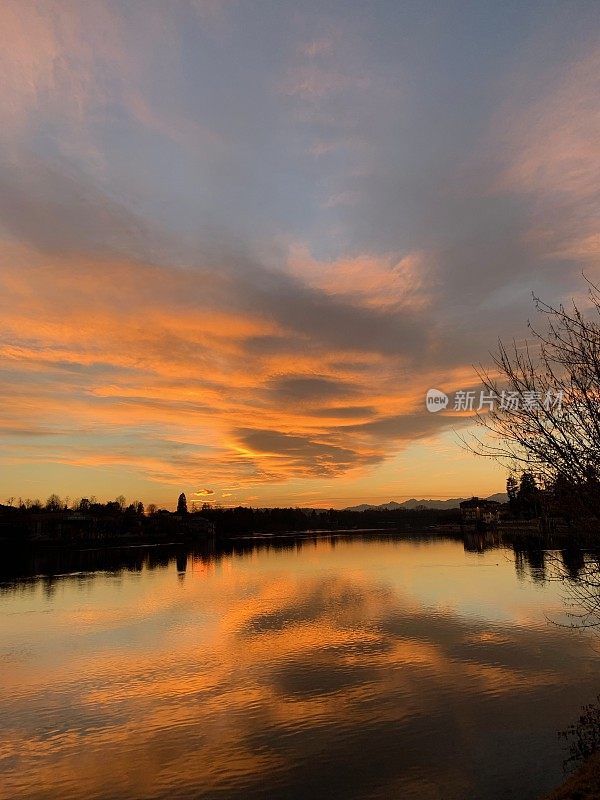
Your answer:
426;388;449;413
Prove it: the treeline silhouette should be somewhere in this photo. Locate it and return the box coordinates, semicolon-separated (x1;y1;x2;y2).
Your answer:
506;469;600;527
196;504;461;535
0;492;462;546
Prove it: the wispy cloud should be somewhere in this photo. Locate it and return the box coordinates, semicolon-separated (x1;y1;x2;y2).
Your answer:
0;1;598;503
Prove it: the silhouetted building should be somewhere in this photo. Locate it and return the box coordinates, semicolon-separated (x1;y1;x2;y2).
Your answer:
459;497;500;526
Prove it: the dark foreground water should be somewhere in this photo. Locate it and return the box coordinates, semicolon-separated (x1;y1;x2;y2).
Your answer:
1;533;599;800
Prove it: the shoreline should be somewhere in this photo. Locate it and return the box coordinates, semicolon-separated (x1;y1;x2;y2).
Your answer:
543;751;600;799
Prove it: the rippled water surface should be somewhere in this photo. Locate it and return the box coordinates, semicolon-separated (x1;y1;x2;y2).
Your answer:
1;534;599;800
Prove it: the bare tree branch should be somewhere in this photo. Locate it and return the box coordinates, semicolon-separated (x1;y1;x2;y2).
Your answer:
465;280;600;517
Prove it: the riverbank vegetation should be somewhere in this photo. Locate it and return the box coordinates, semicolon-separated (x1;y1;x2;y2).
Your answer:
0;494;463;546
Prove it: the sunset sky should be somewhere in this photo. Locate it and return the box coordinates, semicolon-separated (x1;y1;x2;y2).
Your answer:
1;1;599;508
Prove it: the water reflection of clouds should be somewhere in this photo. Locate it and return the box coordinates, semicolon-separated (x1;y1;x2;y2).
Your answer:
0;539;599;799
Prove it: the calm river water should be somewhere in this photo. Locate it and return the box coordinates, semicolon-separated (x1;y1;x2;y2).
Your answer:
1;533;599;800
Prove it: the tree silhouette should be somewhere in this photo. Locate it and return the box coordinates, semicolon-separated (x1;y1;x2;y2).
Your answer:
45;494;62;512
177;493;188;515
468;280;600;517
506;475;518;516
517;471;540;518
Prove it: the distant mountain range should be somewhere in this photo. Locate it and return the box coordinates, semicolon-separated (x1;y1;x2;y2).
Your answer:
344;493;508;512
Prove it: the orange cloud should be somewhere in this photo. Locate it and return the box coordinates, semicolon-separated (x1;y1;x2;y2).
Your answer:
287;244;433;310
0;228;466;497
